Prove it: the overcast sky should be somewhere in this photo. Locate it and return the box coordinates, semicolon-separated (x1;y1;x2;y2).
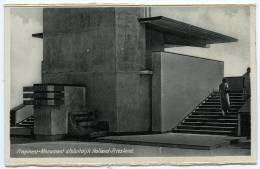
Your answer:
152;6;251;77
11;8;43;108
10;6;251;108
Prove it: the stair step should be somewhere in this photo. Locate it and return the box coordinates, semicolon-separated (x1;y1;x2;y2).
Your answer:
185;118;238;123
208;96;245;100
211;94;244;97
170;90;244;137
195;108;220;111
206;99;220;102
198;105;242;108
206;98;244;102
206;100;245;103
210;95;244;98
192;112;237;116
71;111;95;116
20;121;34;124
195;108;238;112
78;121;98;127
24;119;34;122
189;115;237;119
201;102;244;105
201;102;221;105
172;128;234;136
74;116;96;122
182;121;237;127
16;123;34;127
177;125;236;131
212;92;244;95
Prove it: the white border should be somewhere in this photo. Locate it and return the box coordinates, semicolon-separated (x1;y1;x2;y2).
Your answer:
1;0;259;169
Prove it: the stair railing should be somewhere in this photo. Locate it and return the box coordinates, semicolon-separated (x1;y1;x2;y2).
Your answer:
16;115;34;127
10;104;25;126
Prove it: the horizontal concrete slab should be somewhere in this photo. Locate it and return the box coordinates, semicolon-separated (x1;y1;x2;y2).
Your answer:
98;133;245;150
10;127;33;136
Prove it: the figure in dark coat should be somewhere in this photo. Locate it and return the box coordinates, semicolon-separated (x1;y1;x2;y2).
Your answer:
219;78;231;116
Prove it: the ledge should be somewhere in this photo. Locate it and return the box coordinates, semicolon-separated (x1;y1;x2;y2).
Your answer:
139;16;238;47
32;33;43;38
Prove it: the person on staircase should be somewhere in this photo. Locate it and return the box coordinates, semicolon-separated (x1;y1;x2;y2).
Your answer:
219;78;231;116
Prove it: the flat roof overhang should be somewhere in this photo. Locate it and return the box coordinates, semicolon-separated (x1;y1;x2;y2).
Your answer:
32;33;43;38
138;16;238;48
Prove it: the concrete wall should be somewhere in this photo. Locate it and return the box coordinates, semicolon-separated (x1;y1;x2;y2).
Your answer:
42;8;116;73
42;8;150;132
42;8;117;131
151;54;162;132
114;8;150;132
152;52;224;132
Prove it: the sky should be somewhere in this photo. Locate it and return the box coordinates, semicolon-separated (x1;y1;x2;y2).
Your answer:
10;8;43;108
10;6;251;108
152;6;251;77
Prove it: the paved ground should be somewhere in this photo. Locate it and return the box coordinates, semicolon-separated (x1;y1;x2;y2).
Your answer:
98;133;245;150
10;134;250;157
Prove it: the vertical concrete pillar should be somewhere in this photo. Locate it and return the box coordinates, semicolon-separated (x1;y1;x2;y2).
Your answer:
114;8;150;132
42;8;151;133
34;105;66;140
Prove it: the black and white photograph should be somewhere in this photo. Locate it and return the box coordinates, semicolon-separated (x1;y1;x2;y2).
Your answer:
4;4;256;166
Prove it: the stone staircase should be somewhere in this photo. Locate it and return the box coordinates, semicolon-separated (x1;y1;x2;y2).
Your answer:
68;110;109;138
10;115;34;136
10;111;108;138
172;91;247;136
16;115;34;128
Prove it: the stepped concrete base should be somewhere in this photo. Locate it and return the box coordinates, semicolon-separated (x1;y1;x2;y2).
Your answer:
10;127;33;136
98;133;245;150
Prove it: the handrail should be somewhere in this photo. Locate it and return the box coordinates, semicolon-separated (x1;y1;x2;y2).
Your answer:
10;103;25;126
10;104;25;113
16;115;34;127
